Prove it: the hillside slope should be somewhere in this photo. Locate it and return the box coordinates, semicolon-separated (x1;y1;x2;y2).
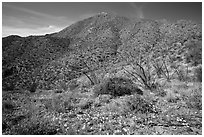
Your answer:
2;13;202;135
2;13;201;91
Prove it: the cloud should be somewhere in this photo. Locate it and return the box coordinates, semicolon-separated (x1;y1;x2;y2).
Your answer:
78;13;96;20
4;4;66;21
129;2;145;18
3;15;40;28
2;25;64;37
2;15;74;37
2;4;75;37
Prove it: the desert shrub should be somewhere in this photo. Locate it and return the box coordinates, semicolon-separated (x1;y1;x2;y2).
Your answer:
5;99;61;135
152;59;174;82
2;90;69;135
2;102;15;111
194;66;202;82
94;77;143;97
42;95;69;113
93;94;112;107
175;66;189;82
77;98;93;109
52;95;67;113
185;88;202;110
10;113;60;135
42;99;54;110
100;97;130;114
68;79;79;91
179;85;202;110
42;93;79;113
3;67;17;78
3;81;15;91
167;96;179;103
64;100;74;111
185;40;202;66
155;90;167;97
2;121;9;132
164;90;181;103
29;82;38;93
126;95;157;114
14;123;58;135
98;94;112;104
58;81;69;91
123;64;156;90
102;94;157;115
176;69;186;81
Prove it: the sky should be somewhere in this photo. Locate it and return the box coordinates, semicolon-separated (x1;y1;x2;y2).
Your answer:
2;2;202;37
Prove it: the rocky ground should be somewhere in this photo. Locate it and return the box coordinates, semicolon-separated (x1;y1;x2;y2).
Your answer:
2;76;202;135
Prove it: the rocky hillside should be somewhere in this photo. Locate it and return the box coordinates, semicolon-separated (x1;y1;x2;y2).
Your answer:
2;13;202;135
2;12;201;91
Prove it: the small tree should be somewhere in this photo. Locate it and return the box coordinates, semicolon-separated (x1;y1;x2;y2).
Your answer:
151;57;180;82
67;46;114;86
68;62;96;85
117;46;157;90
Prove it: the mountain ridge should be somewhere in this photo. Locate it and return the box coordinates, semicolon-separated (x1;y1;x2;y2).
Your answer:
2;13;202;90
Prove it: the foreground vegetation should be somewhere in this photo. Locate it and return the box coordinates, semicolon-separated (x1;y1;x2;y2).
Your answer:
2;71;202;134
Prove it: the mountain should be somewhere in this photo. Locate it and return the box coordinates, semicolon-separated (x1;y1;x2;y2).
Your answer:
2;12;202;135
2;13;202;91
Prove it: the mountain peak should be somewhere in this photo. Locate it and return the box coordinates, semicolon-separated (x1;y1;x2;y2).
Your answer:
94;12;117;18
97;12;108;15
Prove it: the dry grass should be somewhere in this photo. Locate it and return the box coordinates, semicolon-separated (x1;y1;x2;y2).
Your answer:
2;76;202;135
